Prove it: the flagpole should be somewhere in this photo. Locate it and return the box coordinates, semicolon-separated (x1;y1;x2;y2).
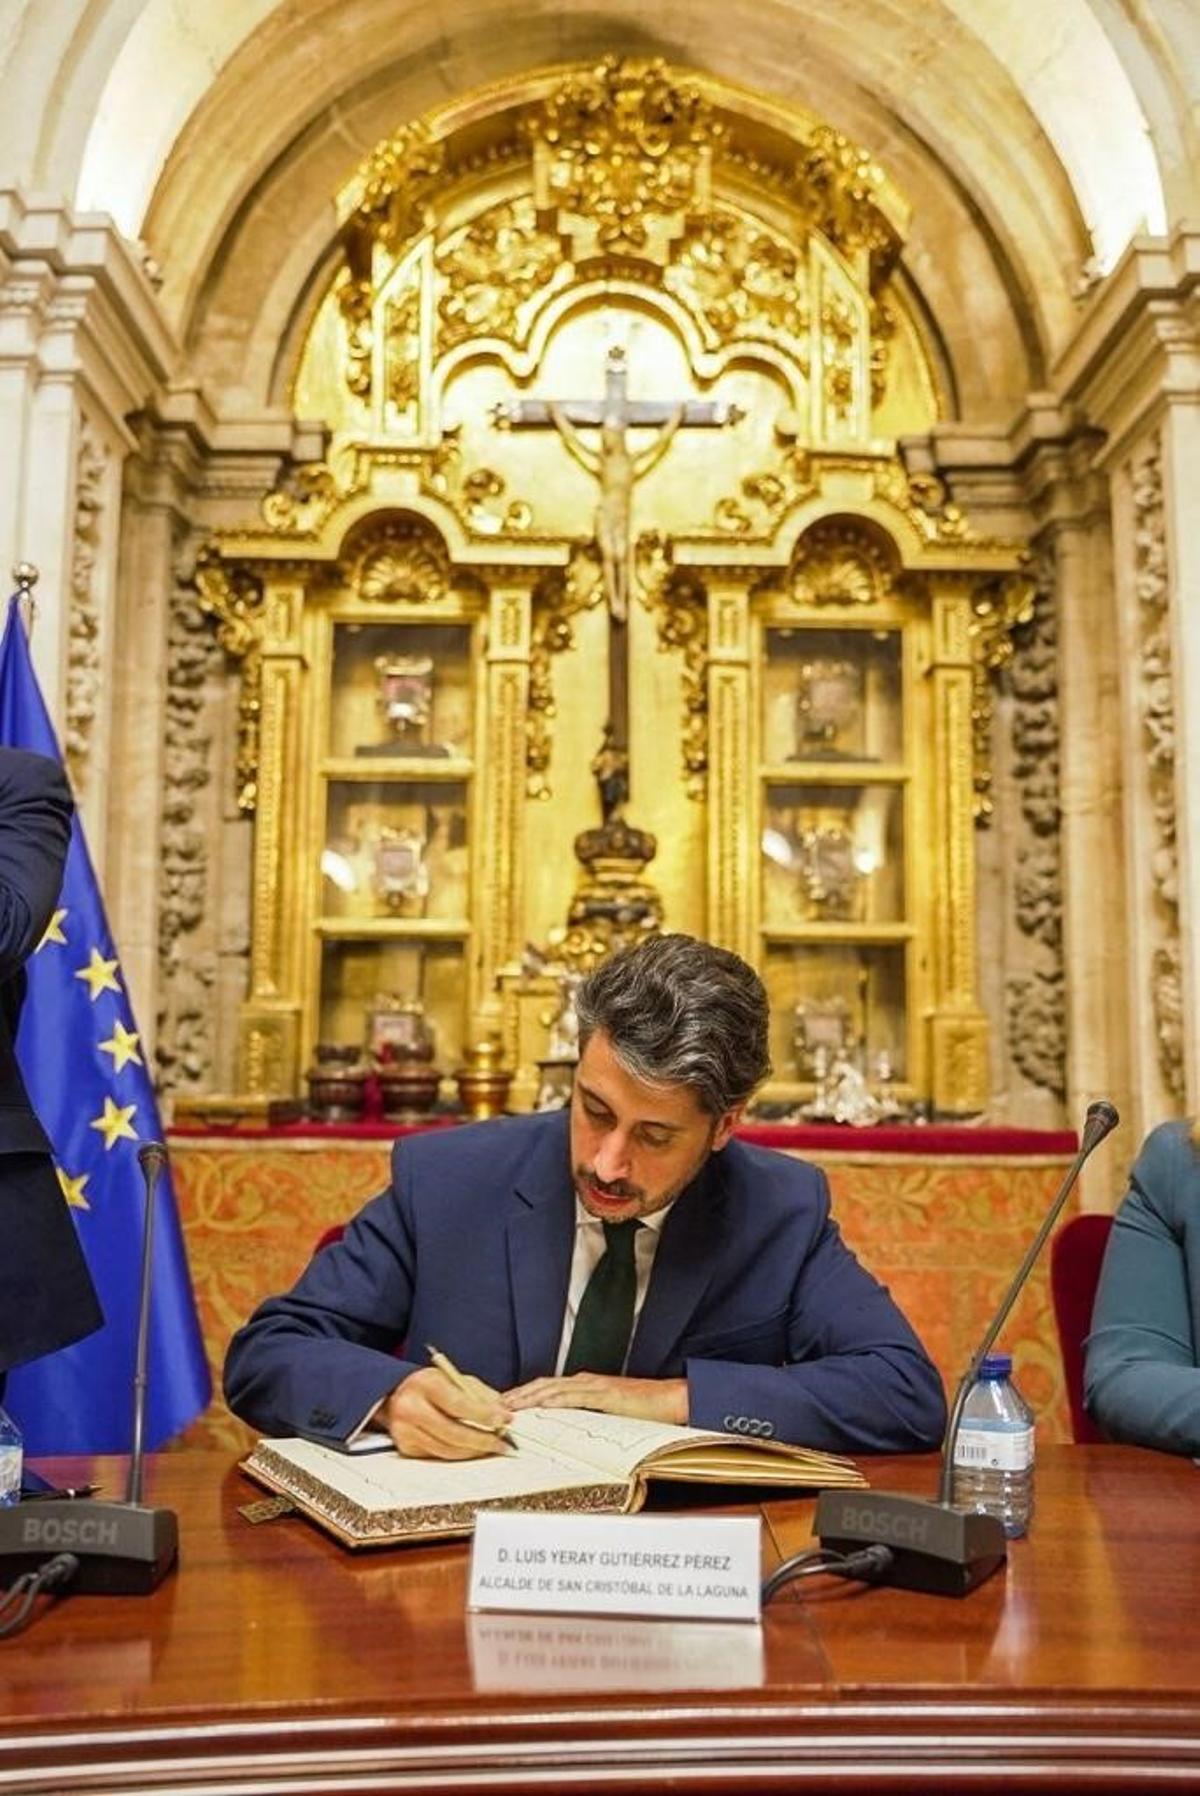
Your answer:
12;561;38;637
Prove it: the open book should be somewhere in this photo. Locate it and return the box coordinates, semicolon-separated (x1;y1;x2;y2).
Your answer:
241;1407;867;1548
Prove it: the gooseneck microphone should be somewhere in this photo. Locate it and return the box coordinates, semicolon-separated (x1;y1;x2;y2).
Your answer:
811;1100;1120;1597
0;1141;180;1595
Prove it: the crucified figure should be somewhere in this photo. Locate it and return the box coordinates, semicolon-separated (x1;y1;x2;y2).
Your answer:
547;392;684;623
493;345;742;811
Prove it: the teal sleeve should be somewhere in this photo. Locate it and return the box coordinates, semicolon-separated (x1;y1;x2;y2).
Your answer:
1084;1122;1200;1455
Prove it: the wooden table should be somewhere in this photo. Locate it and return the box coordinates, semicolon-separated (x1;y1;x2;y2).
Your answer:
3;1445;1198;1792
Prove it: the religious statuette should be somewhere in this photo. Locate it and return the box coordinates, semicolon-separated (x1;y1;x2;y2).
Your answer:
794;658;862;759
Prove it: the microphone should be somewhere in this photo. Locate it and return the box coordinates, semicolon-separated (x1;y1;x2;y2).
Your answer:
0;1141;180;1594
812;1099;1120;1597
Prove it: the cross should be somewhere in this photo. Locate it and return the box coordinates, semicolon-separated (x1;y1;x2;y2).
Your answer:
492;347;742;816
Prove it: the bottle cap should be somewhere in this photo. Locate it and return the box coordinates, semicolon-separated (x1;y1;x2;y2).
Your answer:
978;1353;1012;1378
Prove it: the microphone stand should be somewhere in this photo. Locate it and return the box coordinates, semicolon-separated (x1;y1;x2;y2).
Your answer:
0;1142;180;1594
810;1100;1120;1597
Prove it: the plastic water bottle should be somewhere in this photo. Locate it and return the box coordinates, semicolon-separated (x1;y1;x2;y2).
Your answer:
0;1405;22;1507
951;1352;1034;1537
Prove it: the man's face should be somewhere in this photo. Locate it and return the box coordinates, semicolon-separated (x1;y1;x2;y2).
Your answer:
569;1028;742;1223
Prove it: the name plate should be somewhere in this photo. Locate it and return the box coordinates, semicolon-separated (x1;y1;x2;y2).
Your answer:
468;1511;761;1622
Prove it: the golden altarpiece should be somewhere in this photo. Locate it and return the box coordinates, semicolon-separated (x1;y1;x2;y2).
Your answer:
194;60;1032;1118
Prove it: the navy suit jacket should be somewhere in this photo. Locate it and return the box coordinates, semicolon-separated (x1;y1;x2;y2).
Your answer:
224;1109;946;1455
0;747;102;1370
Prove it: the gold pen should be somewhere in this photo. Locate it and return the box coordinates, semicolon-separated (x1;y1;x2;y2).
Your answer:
427;1344;518;1449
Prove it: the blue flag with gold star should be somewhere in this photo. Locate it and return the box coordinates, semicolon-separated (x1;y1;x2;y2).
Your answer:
0;595;210;1452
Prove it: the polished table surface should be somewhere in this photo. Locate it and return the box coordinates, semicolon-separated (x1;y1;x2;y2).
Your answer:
2;1444;1198;1793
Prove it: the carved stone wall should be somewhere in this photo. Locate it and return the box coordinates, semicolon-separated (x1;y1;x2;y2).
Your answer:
156;546;221;1100
63;417;109;791
1003;549;1066;1100
1130;435;1183;1103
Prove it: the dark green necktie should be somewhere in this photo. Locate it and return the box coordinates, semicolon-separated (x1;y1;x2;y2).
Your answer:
563;1219;640;1375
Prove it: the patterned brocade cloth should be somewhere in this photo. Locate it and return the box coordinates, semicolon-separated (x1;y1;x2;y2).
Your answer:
169;1134;1076;1452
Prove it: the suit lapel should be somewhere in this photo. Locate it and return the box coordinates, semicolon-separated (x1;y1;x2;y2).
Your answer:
627;1153;731;1375
507;1111;575;1381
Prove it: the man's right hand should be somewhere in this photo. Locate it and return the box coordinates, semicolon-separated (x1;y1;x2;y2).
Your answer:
377;1366;514;1459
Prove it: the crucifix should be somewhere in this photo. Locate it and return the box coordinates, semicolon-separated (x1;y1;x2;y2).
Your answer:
492;346;742;818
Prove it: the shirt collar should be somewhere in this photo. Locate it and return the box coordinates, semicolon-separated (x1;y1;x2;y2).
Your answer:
574;1196;670;1237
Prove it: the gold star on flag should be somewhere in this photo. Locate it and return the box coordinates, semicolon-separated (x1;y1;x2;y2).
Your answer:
56;1164;90;1210
37;908;67;951
75;947;121;1002
90;1095;138;1150
99;1019;143;1073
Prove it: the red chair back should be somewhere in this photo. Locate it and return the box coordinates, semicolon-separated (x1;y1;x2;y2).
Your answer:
1049;1212;1114;1444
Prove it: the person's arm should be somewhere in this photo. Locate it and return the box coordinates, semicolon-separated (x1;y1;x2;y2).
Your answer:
683;1210;947;1454
0;748;72;981
222;1141;510;1456
1084;1122;1200;1455
507;1175;946;1455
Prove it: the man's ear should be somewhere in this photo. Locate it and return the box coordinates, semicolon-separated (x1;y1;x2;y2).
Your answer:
710;1104;745;1153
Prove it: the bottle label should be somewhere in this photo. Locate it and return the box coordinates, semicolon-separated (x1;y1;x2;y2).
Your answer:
953;1425;1034;1472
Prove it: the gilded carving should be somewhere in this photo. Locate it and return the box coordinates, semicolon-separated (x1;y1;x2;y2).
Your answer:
820;293;857;419
712;445;816;536
384;284;421;421
336;270;374;401
791;520;891;608
636;531;709;798
969;567;1037;823
869;295;897;408
526;551;604;798
338;124;445;403
418;427;534;536
667;214;809;347
348;519;452;604
529;57;719;263
798;125;898;269
193;546;265;813
64;417;108;787
435;200;562;351
260;453;367;538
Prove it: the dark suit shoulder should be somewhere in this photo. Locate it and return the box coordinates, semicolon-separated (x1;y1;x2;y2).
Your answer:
390;1109;568;1186
713;1137;829;1215
0;745;70;792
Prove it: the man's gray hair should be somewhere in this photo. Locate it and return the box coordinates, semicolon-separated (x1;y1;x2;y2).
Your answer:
574;933;772;1116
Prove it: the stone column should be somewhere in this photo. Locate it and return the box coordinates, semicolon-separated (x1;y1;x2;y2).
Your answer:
1057;231;1200;1143
1017;418;1132;1152
0;190;178;1017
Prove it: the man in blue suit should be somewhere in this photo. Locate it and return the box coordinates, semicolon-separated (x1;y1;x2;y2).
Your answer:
224;934;945;1457
0;747;102;1389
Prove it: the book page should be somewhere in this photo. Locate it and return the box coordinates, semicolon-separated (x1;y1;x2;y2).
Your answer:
253;1432;609;1516
510;1410;863;1488
509;1408;727;1478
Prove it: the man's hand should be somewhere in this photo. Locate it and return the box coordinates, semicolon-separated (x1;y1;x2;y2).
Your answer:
504;1373;688;1425
378;1366;514;1459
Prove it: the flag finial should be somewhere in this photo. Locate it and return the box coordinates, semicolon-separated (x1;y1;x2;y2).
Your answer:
12;562;39;593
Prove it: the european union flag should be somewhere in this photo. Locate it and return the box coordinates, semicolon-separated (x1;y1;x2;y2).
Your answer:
0;594;210;1452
